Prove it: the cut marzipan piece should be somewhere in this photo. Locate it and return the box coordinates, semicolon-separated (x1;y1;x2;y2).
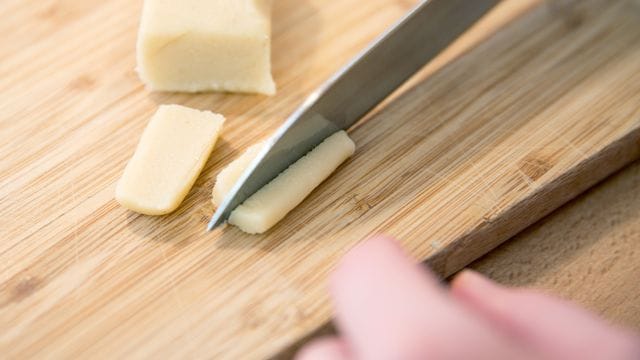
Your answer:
212;141;265;206
116;105;225;215
136;0;275;95
222;131;355;234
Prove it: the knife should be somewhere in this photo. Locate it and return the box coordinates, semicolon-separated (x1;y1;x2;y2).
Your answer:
208;0;499;231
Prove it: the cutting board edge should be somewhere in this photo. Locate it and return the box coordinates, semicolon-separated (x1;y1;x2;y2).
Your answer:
272;124;640;360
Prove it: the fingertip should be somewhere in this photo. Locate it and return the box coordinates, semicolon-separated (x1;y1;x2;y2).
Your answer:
295;337;349;360
343;235;406;265
326;238;525;360
330;234;445;298
451;269;503;298
452;269;492;286
330;235;404;291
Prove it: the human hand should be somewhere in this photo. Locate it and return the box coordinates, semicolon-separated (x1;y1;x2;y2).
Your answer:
296;236;640;360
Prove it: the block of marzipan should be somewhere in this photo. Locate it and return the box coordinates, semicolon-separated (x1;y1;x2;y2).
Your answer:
116;105;225;215
136;0;276;95
220;131;355;234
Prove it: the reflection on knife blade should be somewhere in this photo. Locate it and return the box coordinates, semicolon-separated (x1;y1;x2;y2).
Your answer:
208;0;499;231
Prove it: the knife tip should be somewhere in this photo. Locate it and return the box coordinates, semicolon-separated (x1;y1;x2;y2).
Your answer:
206;218;222;232
206;207;228;232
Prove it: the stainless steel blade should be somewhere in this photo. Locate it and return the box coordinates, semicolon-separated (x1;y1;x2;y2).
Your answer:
208;0;499;231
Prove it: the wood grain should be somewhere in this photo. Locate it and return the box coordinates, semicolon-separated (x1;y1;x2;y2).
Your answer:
276;161;640;360
2;0;640;358
471;161;640;332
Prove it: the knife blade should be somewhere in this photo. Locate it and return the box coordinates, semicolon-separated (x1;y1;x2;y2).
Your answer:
207;0;499;231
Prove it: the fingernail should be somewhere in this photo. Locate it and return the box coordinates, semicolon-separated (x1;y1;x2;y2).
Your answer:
452;269;497;292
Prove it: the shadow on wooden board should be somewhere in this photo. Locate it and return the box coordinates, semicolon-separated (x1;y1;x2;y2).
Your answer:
271;0;640;358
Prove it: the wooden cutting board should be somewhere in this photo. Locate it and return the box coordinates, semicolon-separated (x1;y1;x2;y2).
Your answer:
2;0;640;358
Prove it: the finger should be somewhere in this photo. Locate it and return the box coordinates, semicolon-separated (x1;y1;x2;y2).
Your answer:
451;270;640;360
295;336;350;360
330;235;524;360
